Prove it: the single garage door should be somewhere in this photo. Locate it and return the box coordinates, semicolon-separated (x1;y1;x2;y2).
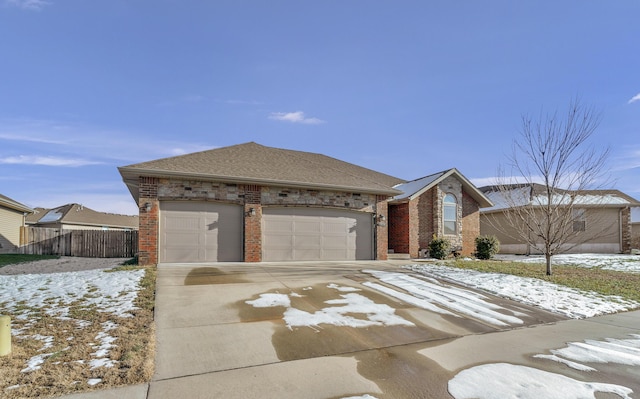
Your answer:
159;201;243;263
262;207;374;261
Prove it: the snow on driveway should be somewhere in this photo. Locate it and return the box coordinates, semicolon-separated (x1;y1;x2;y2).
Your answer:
405;264;640;318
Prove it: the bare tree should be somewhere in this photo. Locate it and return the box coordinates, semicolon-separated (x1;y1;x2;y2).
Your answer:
490;99;611;275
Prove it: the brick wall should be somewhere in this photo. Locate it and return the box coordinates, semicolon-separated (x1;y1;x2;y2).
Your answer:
621;207;632;254
461;191;480;255
244;185;262;262
375;196;389;260
138;177;159;265
388;203;410;253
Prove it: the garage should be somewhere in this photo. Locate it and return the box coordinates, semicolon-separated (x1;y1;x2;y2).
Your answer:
159;201;243;263
262;207;374;261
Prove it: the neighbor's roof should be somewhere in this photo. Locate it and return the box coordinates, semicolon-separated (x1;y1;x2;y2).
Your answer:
0;193;33;214
480;184;640;213
119;142;405;200
27;204;139;229
391;168;493;208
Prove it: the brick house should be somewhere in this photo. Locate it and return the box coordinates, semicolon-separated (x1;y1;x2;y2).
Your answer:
388;169;493;258
118;142;491;264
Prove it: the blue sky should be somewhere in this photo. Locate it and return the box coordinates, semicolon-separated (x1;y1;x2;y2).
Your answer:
1;0;639;215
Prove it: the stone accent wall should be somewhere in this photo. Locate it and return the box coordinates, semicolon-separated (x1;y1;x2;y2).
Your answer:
261;186;376;211
437;176;463;251
375;196;389;261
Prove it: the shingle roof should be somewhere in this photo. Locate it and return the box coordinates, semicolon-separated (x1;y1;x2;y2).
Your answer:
27;204;138;229
391;168;493;208
119;142;405;200
0;193;33;213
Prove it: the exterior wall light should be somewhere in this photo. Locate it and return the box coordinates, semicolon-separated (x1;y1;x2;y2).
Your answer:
144;202;152;212
248;207;256;216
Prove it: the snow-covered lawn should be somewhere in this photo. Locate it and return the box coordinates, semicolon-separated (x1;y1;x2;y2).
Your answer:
0;268;148;396
500;253;640;273
405;264;640;319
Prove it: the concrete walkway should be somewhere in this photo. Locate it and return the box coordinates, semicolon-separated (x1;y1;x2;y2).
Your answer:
59;261;640;399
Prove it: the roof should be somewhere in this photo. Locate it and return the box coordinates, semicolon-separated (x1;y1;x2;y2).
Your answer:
0;193;33;214
480;184;640;213
391;168;493;208
27;204;139;229
119;142;405;200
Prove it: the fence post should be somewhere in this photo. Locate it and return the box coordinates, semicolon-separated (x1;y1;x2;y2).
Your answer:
0;315;10;356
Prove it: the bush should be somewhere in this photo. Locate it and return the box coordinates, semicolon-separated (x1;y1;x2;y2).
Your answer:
475;235;500;260
429;236;451;260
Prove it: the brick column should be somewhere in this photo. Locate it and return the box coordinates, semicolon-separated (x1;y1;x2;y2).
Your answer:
621;207;632;254
244;185;262;262
138;177;159;265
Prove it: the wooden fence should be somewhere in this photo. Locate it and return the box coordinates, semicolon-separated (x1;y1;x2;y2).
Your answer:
20;227;138;258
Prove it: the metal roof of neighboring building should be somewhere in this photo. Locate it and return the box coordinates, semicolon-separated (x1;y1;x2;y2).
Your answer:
119;142;405;200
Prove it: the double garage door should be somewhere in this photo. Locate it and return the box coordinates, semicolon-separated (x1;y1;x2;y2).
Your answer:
159;201;373;263
262;208;373;262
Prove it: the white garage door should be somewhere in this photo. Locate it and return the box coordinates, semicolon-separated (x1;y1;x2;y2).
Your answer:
262;207;373;261
159;201;243;263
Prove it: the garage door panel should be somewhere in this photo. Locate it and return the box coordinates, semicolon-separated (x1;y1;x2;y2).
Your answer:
262;208;373;262
160;201;243;263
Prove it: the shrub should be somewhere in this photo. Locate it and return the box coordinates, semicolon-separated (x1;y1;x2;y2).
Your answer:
475;235;500;260
429;236;451;260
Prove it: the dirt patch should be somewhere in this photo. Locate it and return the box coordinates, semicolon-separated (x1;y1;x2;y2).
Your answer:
0;257;130;275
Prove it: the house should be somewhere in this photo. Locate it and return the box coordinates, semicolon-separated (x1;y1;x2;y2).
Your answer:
0;194;33;254
26;204;139;231
479;184;640;254
388;169;493;258
118;142;491;264
632;207;640;251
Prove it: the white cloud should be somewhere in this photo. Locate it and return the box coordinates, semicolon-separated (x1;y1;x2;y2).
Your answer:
0;155;102;167
4;0;51;11
628;93;640;104
268;111;326;125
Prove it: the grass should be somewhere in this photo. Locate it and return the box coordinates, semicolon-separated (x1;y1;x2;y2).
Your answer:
0;255;59;268
0;260;156;399
447;258;640;303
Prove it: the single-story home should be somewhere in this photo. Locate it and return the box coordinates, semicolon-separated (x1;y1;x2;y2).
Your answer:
26;204;139;231
0;194;33;254
479;184;640;254
118;142;493;264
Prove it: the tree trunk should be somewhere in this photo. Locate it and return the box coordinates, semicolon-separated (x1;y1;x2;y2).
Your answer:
545;253;552;276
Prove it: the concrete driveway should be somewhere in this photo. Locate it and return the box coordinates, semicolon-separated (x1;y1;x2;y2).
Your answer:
65;260;640;399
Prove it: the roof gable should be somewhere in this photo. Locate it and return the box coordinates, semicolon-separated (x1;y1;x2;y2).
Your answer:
119;142;404;200
0;193;33;214
392;168;493;208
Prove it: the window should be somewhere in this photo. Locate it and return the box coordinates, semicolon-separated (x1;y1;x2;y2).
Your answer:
572;209;586;232
443;194;457;235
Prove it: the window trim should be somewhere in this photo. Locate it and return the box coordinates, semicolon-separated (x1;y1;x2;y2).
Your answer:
443;193;457;235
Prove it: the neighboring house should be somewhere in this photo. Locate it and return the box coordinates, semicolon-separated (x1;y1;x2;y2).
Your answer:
388;169;493;258
479;184;640;254
119;142;491;264
632;207;640;251
0;194;33;254
26;204;139;231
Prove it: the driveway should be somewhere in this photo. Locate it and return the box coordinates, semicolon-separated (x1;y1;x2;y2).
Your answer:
127;260;628;398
